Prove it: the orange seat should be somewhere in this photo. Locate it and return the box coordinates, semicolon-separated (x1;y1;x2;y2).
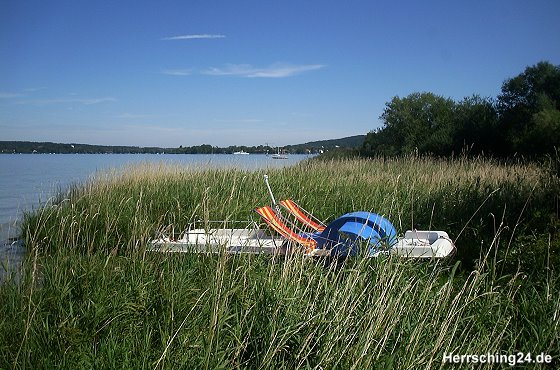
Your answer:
255;206;317;252
279;199;326;232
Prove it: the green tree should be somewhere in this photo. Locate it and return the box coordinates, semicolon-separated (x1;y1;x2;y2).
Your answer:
364;92;456;156
525;103;560;155
497;61;560;155
363;61;560;158
362;127;399;156
452;95;501;155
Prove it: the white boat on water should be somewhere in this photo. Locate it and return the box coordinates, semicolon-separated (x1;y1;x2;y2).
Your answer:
233;150;249;155
271;147;288;159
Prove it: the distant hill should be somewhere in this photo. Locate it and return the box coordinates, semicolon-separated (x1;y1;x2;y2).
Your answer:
0;135;366;154
285;135;365;151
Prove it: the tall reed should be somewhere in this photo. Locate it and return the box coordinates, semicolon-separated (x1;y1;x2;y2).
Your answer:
2;155;558;368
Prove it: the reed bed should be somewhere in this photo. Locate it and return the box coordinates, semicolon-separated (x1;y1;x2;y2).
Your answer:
1;156;559;368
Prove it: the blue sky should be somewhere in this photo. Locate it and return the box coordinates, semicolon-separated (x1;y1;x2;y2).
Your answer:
1;0;559;147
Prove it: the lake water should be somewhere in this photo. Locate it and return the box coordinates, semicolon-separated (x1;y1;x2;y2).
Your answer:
0;153;311;279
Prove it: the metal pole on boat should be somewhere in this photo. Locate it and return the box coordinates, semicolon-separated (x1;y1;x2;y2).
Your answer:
263;174;277;206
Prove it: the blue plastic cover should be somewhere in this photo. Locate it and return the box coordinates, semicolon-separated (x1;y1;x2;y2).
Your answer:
314;212;397;257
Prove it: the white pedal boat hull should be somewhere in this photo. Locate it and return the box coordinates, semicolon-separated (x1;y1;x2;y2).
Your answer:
150;228;289;255
150;229;455;259
374;230;455;258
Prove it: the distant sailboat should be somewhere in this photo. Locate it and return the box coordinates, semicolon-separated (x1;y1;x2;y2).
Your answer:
271;147;288;159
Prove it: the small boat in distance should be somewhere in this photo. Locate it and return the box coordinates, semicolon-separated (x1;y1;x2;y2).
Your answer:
271;147;288;159
233;150;249;155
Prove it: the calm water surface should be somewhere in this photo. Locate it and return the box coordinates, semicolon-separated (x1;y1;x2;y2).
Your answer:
0;153;311;278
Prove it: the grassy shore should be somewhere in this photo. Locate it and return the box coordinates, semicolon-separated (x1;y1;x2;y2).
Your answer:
1;156;559;368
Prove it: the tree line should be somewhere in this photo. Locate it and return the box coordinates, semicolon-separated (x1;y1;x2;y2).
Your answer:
362;61;560;158
1;136;364;155
0;142;324;155
0;142;278;155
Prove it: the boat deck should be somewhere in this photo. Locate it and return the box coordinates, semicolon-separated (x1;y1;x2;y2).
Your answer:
150;228;290;255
